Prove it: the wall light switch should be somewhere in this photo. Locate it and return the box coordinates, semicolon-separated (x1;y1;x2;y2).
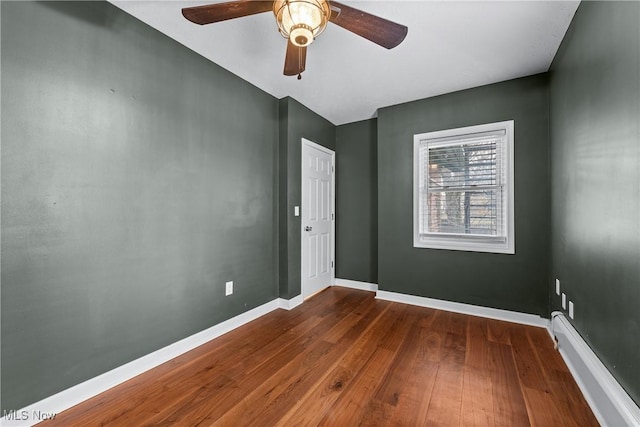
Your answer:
569;301;574;319
294;206;300;217
225;281;233;296
555;279;560;295
562;293;567;309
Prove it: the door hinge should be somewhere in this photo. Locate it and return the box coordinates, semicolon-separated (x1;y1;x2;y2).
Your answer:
331;261;334;268
331;213;334;220
332;165;335;173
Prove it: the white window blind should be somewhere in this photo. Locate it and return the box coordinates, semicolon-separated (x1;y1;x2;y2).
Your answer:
413;121;514;254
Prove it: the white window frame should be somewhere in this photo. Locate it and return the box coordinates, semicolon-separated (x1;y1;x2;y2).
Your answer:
413;120;515;254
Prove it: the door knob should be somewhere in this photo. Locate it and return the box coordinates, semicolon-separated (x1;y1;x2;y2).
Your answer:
305;226;312;232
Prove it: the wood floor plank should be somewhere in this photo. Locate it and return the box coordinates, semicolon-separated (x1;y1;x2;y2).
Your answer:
487;319;512;345
448;312;469;336
385;359;439;426
487;341;531;427
422;329;446;363
416;305;438;328
358;311;425;426
372;310;426;406
522;386;578;427
39;288;599;427
525;326;599;426
374;303;416;352
466;316;491;370
511;326;550;391
442;331;467;365
425;363;464;427
527;326;568;379
360;308;442;426
322;294;382;343
317;347;397;426
548;371;600;427
461;366;495;427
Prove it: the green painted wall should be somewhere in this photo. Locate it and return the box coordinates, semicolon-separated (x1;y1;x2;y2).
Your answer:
1;1;279;411
550;1;640;404
335;119;377;283
377;75;550;316
278;97;335;299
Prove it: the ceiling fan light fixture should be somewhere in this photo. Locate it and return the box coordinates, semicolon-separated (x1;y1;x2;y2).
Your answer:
274;0;330;47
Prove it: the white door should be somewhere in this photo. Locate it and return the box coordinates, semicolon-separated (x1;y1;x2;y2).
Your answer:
301;139;335;299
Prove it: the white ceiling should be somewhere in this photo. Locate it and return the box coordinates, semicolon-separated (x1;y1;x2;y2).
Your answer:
110;0;579;125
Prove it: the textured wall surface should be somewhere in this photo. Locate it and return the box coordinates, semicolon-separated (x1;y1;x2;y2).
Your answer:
1;1;278;411
335;119;378;283
377;75;550;316
550;1;640;404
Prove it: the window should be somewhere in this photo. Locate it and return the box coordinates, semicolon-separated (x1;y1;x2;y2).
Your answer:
413;120;514;254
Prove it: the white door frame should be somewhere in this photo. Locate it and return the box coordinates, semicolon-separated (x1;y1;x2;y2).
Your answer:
301;138;335;299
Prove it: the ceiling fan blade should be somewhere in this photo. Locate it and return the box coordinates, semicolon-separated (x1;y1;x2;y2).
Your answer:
329;1;407;49
182;0;274;25
284;41;307;77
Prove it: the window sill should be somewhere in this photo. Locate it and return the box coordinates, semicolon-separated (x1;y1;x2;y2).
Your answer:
413;237;514;254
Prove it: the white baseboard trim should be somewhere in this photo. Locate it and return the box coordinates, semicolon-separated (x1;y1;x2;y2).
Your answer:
0;297;289;427
550;312;640;427
277;294;303;310
375;290;548;328
334;278;378;292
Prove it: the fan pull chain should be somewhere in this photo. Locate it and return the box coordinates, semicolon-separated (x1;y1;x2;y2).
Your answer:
298;45;303;80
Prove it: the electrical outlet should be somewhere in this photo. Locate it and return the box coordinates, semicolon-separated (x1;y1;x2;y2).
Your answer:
225;281;233;296
294;206;300;217
569;301;574;319
562;293;567;309
555;279;560;295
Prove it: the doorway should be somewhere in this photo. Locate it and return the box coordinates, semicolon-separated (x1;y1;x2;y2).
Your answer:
301;138;335;299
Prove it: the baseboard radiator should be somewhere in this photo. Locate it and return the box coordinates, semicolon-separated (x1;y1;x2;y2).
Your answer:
550;312;640;426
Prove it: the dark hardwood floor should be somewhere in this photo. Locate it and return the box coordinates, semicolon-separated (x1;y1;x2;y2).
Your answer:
41;287;599;426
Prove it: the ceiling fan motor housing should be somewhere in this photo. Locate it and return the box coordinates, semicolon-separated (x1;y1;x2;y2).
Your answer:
274;0;330;47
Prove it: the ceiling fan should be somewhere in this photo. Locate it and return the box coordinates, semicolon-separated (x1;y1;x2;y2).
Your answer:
182;0;408;79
